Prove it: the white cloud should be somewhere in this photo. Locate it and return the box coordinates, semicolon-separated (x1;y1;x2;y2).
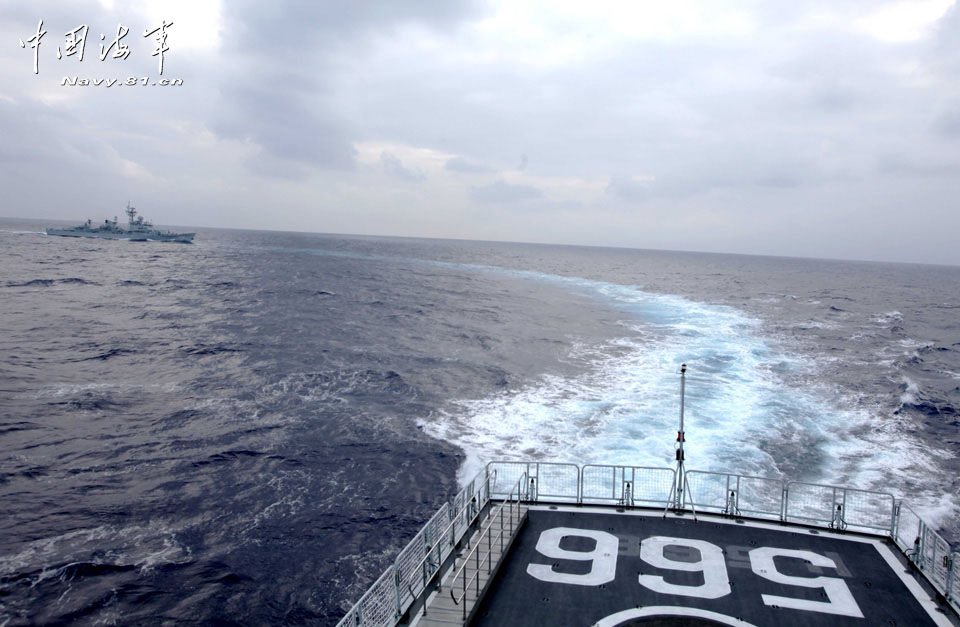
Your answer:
135;0;223;52
855;0;955;43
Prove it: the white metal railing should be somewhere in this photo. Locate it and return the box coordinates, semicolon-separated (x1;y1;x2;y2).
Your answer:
894;502;957;611
685;471;784;521
334;467;495;627
393;469;495;617
581;464;675;507
449;472;527;620
784;481;896;535
337;462;958;625
337;560;397;627
486;461;580;502
393;501;451;613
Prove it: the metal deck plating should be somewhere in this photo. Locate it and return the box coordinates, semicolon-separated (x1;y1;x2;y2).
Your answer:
471;506;949;626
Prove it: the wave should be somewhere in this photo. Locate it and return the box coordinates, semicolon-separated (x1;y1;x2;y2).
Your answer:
257;369;420;403
6;278;54;287
896;379;958;420
180;343;246;356
192;449;265;468
873;310;903;324
47;396;122;411
905;400;959;420
73;347;136;362
899;378;921;406
0;521;192;574
5;277;96;288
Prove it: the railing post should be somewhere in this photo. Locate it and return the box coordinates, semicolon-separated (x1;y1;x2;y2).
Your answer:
917;521;928;570
891;500;901;541
830;489;845;531
393;564;401;618
781;484;789;522
487;515;492;574
577;465;583;504
475;537;480;604
450;511;456;552
504;503;509;552
947;553;957;603
929;526;940;575
724;489;737;516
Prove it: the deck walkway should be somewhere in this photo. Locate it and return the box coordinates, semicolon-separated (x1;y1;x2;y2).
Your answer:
412;504;529;626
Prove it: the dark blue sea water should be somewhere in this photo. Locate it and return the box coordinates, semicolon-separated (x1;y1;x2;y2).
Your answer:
1;218;958;625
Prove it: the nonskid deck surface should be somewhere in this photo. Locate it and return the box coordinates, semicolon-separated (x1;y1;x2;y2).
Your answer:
468;507;954;627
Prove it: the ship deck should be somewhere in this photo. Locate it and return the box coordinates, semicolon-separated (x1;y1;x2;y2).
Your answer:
336;461;959;627
414;505;957;627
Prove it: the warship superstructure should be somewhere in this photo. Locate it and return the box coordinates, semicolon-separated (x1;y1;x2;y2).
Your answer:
45;203;195;243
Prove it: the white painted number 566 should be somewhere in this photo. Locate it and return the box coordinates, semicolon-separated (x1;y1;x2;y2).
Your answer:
526;529;862;619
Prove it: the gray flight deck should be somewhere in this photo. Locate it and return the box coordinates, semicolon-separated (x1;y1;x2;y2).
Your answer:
337;460;960;627
465;507;954;626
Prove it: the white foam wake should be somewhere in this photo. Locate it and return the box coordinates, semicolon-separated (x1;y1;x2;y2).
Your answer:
421;272;955;528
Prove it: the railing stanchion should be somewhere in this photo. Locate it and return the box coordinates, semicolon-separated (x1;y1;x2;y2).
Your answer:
891;500;901;541
945;553;955;604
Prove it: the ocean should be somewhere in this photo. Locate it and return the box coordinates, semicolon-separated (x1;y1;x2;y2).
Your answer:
1;218;958;625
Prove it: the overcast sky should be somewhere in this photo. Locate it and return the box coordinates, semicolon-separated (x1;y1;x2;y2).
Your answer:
2;1;959;265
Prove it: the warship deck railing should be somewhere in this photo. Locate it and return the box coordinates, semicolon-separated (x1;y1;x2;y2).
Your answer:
335;461;959;627
448;471;527;620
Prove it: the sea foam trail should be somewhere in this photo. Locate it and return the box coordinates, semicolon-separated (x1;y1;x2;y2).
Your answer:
260;242;954;527
421;271;954;527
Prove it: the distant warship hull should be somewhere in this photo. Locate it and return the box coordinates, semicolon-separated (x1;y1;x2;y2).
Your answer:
46;203;194;243
45;228;195;243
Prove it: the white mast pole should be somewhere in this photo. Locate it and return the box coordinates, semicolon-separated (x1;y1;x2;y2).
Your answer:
674;363;687;510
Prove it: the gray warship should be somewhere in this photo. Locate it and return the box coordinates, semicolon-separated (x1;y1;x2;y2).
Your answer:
45;203;195;243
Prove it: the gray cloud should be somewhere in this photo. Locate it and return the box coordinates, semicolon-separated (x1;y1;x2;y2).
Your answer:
208;0;484;178
605;176;651;202
933;107;960;139
0;96;158;216
380;151;425;181
212;79;356;171
221;1;483;52
445;156;494;173
933;3;960;76
470;179;542;203
877;154;960;177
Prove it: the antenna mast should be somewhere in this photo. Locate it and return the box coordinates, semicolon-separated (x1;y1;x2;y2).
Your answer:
674;363;687;510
